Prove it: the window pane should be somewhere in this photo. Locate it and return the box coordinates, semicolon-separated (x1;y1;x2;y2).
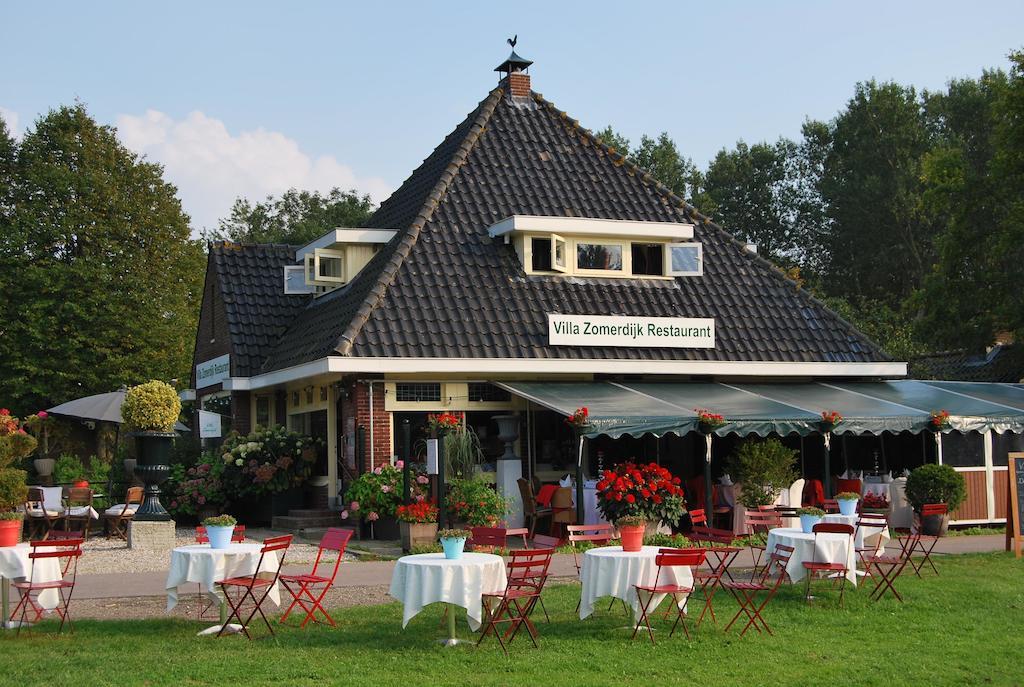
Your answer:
553;237;566;269
670;245;701;274
631;243;663;276
577;243;622;270
395;383;441;403
531;238;552;271
319;256;343;279
942;431;985;468
256;396;270;428
468;383;511;402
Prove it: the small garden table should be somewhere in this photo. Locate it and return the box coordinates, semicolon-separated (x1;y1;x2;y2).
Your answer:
579;545;695;625
0;543;62;629
766;527;857;585
823;513;891;551
389;552;506;646
165;543;281;636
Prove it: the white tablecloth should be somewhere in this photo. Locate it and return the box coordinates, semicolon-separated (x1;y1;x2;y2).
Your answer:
729;485;795;536
822;514;890;551
766;527;857;585
389;552;506;631
165;543;281;612
0;543;63;611
570;486;608;526
579;545;695;623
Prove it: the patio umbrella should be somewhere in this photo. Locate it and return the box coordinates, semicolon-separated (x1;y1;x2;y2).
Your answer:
47;389;190;432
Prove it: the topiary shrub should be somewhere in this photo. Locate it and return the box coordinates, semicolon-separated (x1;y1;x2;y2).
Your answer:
905;463;966;513
0;409;35;517
727;437;799;508
0;468;28;515
121;380;181;432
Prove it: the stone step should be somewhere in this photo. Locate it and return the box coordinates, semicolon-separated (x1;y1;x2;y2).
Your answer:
286;509;337;518
271;513;343;531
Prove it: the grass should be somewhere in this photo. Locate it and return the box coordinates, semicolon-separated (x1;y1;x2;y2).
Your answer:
2;552;1022;687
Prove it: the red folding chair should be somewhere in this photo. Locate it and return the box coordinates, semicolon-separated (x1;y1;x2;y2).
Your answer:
469;526;511;553
478;547;554;655
801;522;854;606
903;503;946;576
684;537;741;625
853;512;889;577
822;499;840;514
723;543;794;637
279;527;353;628
216;534;292;639
195;524;246;543
11;537;83;635
565;524;627;615
688;507;707;528
863;530;918;602
745;510;782;579
632;549;705;644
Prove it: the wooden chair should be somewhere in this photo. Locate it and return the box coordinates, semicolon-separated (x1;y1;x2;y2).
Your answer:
24;487;60;540
216;535;292;639
550;487;575;535
711;485;733;530
103;486;143;540
11;537;84;634
723;543;794;637
279;527;353;628
478;547;554;655
62;487;94;541
632;549;704;644
801;522;854;606
517;478;552;538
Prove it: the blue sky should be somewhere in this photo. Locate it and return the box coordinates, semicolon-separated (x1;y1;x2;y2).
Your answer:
3;1;1022;232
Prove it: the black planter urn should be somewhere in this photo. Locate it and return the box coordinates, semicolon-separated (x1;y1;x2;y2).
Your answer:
132;431;175;521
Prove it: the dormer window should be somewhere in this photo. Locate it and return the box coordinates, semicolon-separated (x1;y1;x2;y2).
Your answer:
283;265;316;294
286;227;398;296
314;248;345;283
489;215;700;280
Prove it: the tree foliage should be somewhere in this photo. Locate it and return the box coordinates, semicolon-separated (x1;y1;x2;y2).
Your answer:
207;187;375;245
0;104;205;416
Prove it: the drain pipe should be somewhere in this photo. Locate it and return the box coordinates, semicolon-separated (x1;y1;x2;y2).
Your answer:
368;381;375;469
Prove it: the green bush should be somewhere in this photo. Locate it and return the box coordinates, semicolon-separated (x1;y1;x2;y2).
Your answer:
727;438;799;507
905;463;966;513
202;514;237;527
643;532;694;548
0;468;28;511
445;477;509;526
54;453;86;483
87;456;111;485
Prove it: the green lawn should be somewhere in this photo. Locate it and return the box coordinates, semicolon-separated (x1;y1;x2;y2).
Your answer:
2;552;1022;687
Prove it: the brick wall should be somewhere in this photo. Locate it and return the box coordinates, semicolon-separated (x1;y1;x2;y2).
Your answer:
342;380;391;472
508;72;530;97
231;391;251;435
191;259;232;388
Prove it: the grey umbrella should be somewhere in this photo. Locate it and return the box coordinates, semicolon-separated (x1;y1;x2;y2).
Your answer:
47;389;190;432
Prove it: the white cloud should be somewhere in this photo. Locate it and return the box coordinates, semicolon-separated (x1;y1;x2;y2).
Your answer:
115;110;392;232
0;106;20;138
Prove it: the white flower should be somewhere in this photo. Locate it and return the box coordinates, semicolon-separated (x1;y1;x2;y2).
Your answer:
235;458;244;466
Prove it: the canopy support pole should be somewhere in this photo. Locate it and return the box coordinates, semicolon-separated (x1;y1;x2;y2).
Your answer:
704;433;713;520
823;433;832;498
576;435;585;525
935;432;943;465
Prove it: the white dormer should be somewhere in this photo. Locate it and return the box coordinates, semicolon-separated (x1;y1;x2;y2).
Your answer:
487;215;701;279
284;227;398;295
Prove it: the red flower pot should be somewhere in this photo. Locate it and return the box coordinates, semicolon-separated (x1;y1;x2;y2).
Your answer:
0;518;22;547
73;480;89;488
619;524;645;552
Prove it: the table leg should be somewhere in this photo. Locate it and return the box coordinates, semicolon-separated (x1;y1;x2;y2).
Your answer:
437;602;465;646
2;576;8;629
195;590;243;637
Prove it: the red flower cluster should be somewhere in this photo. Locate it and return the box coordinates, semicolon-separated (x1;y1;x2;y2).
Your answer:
595;461;686;524
861;492;890;509
930;410;951;429
427;413;461;434
821;410;843;426
694;408;726;429
396;501;438;524
0;409;18;436
565;406;589;429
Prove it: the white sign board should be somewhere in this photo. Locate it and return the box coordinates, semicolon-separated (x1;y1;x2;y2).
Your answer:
426;439;439;475
198;410;222;438
195;354;230;389
548;314;715;348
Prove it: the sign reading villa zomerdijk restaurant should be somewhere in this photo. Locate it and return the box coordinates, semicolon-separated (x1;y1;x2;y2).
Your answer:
547;314;715;348
195;353;230;388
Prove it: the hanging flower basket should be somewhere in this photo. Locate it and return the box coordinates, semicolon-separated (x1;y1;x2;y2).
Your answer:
565;407;589;432
694;408;726;434
820;410;843;432
929;410;951;431
427;413;461;437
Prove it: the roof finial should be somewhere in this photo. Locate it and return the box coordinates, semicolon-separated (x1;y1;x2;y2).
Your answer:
507;35;517;49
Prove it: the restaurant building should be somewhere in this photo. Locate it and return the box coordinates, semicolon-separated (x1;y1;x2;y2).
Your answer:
186;52;1024;528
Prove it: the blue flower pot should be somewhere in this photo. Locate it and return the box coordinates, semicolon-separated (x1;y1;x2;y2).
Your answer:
800;514;823;534
206;525;235;549
441;537;467;560
838;499;858;516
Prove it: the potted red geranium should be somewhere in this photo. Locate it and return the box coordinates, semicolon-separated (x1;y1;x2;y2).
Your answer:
396;501;439;552
595;461;686;551
0;409;35;546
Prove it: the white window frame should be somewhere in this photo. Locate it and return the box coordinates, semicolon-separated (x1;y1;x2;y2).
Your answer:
313;247;346;283
283;265;315;294
665;242;703;277
551;233;567;273
574;239;626;274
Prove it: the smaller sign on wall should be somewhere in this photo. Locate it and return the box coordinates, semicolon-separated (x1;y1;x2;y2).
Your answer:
426;439;439;475
195;354;230;389
198;410;222;439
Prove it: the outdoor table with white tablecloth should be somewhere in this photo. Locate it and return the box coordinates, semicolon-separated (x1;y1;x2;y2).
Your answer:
389;552;507;632
0;543;64;627
822;513;890;551
766;527;858;585
165;543;281;612
728;484;795;536
579;545;695;624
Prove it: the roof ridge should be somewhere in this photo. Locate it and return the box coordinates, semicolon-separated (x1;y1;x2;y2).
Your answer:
332;86;506;356
532;92;888;359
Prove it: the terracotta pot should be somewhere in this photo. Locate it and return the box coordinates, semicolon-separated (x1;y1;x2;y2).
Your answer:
400;521;438;552
619;524;645;552
0;517;22;547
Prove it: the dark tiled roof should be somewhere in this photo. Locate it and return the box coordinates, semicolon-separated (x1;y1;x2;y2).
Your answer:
911;345;1023;383
262;83;889;372
209;242;310;376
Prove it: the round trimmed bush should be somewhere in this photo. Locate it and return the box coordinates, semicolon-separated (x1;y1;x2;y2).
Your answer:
905;463;966;513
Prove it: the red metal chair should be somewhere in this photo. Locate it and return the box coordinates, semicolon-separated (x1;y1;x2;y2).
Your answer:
216;534;292;639
822;499;840;514
723;543;794;637
632;549;705;644
469;526;512;553
279;527;353;628
478;547;554;655
565;524;626;615
863;530;918;602
688;508;707;528
745;510;782;578
904;503;946;576
11;537;83;634
801;522;854;606
853;512;889;576
683;535;742;624
195;524;246;543
802;479;825;507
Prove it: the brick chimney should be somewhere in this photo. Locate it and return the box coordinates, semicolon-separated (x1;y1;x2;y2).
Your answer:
495;46;533;98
